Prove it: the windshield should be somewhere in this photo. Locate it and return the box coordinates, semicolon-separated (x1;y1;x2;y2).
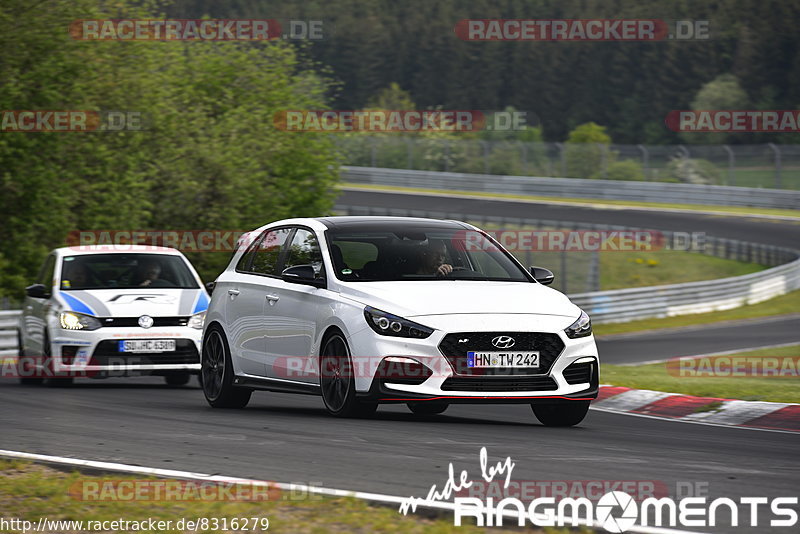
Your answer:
328;227;530;282
60;253;199;290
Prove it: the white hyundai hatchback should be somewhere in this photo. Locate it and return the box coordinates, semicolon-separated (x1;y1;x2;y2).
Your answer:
17;245;209;386
202;217;598;426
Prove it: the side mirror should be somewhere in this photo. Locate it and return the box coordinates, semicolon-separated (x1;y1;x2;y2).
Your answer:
282;265;325;288
529;266;554;286
25;283;50;299
205;281;216;294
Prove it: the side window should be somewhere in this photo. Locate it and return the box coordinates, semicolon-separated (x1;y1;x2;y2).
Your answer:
284;229;324;277
250;228;292;276
37;254;56;289
235;234;262;272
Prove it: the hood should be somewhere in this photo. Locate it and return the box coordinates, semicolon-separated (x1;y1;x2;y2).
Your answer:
57;288;208;317
338;281;581;319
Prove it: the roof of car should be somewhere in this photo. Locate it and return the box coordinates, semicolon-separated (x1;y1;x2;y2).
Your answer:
52;245;185;256
315;216;469;230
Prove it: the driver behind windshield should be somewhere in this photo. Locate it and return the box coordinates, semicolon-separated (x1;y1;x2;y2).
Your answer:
416;240;453;277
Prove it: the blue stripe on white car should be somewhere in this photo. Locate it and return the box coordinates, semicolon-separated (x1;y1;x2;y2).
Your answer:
192;291;209;314
60;292;97;316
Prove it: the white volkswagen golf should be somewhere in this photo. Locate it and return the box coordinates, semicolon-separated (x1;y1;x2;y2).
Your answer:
17;245;209;386
202;217;598;426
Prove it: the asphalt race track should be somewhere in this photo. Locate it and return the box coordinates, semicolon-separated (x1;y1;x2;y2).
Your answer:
598;315;800;365
1;378;798;533
338;188;800;248
4;190;799;533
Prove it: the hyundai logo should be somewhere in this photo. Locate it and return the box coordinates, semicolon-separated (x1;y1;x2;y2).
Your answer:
138;315;154;329
491;335;515;349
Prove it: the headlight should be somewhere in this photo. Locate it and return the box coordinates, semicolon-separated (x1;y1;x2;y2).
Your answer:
565;310;592;339
364;306;433;339
59;311;102;331
188;310;206;329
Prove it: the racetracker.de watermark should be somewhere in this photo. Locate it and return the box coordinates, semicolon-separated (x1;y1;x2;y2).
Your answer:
273;110;530;132
666;110;800;132
66;230;255;253
70;19;325;41
456;230;705;252
1;111;145;132
666;355;800;378
69;479;283;502
454;19;710;41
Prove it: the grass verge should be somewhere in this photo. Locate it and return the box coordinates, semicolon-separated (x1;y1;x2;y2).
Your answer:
594;290;800;336
342;183;800;220
600;344;800;403
0;460;576;534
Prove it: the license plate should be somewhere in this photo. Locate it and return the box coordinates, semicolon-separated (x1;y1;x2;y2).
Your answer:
467;351;540;368
118;340;176;353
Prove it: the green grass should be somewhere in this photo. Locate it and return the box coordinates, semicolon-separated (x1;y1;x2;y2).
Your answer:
0;460;574;534
597;250;764;290
601;344;800;403
594;289;800;336
342;183;800;219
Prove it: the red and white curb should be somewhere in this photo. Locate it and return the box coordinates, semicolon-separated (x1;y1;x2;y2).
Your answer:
592;386;800;433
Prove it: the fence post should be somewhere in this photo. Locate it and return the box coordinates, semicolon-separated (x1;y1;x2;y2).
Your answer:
599;144;608;179
589;250;600;292
370;137;378;167
768;143;782;189
443;140;450;172
520;142;528;175
637;144;649;180
555;142;566;176
677;145;690;182
405;138;414;169
722;145;735;186
481;140;491;174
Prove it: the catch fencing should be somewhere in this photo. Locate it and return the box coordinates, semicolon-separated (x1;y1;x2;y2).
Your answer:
341;166;800;209
337;137;800;190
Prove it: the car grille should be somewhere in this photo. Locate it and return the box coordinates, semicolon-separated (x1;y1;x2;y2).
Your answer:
438;332;565;376
89;340;199;366
99;317;190;327
563;362;594;385
441;376;558;392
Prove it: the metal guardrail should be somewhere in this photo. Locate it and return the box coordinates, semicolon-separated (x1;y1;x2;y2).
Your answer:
341;166;800;210
0;310;19;358
335;205;800;324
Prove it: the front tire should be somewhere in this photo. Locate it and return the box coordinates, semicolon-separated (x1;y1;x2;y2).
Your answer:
532;401;590;427
201;327;251;408
407;402;448;415
320;332;377;418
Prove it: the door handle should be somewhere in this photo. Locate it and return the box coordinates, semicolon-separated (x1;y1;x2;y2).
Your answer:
266;294;280;303
227;289;240;296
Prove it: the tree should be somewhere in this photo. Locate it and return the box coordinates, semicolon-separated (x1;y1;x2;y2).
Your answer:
683;74;749;144
564;122;613;179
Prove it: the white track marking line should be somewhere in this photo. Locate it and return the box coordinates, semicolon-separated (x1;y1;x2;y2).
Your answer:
590;406;799;434
0;449;704;534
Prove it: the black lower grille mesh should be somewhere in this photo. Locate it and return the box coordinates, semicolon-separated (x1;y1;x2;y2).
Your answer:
441;376;558;392
89;340;199;366
563;362;593;385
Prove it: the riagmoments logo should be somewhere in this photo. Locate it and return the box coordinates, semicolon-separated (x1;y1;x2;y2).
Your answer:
398;448;799;532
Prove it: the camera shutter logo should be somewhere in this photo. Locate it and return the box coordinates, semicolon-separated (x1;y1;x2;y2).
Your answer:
596;491;638;533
